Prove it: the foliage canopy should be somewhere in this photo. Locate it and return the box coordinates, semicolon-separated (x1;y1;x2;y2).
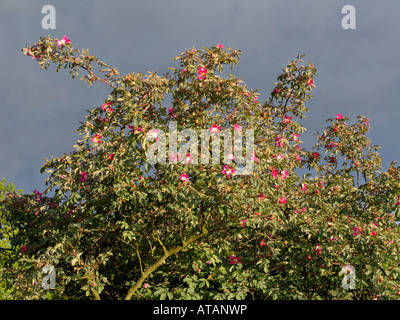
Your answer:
1;36;400;300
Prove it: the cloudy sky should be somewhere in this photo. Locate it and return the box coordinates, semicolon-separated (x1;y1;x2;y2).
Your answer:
0;0;399;195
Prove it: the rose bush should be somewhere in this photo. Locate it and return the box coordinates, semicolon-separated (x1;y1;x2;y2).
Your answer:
1;35;400;300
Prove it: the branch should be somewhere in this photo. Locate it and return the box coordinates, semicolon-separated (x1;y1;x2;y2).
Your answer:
23;36;118;89
124;227;209;300
92;290;101;300
79;64;116;89
136;242;144;275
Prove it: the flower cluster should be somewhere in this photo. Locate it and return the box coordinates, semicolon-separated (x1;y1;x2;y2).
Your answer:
275;135;285;147
101;102;113;113
128;125;143;133
314;243;322;255
270;168;289;180
168;107;176;117
33;189;43;202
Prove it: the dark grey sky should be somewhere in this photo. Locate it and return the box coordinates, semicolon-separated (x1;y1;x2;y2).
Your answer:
1;0;399;194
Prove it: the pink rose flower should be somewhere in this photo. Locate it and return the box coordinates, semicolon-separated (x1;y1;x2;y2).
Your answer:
353;226;363;236
33;189;43;197
168;107;176;117
328;141;337;149
336;113;344;120
313;243;322;255
279;197;287;204
148;129;160;141
275;135;285;147
271;168;279;178
57;36;71;47
91;134;102;144
209;124;221;133
292;133;300;141
198;67;208;80
170;152;179;163
102;103;113;113
185;153;193;164
251;151;259;163
80;172;88;182
283;115;292;124
228;254;241;265
280;170;289;180
33;189;43;202
179;174;189;182
294;207;307;214
139;176;145;186
222;165;235;179
226;153;235;161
